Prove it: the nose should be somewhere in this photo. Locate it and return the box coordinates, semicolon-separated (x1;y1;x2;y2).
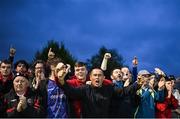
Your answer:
17;81;22;84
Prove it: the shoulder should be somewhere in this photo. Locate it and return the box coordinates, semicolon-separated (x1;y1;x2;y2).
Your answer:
103;79;112;86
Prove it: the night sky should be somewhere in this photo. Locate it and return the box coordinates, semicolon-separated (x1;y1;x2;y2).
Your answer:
0;0;180;76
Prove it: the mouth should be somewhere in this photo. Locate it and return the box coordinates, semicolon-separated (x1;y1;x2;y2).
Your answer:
95;80;100;84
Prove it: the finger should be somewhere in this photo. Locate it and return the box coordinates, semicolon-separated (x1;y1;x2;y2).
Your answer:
49;48;52;53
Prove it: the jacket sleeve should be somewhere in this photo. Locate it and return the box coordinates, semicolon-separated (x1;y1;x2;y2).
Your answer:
62;81;86;100
170;95;178;109
132;66;137;82
155;89;164;102
114;82;141;97
8;55;14;64
156;95;178;112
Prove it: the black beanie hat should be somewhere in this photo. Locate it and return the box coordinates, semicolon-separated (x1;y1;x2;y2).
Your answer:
13;72;29;81
164;76;171;82
168;75;176;81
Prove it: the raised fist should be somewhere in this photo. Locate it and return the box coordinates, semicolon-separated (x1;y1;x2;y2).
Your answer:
104;53;111;59
132;56;138;66
10;46;16;56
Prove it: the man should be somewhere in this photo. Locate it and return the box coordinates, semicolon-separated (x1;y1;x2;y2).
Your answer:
109;57;138;117
31;60;46;90
59;67;142;118
14;60;29;75
35;57;68;118
66;62;87;117
134;69;165;118
0;59;14;117
0;59;13;95
67;61;112;117
2;73;41;117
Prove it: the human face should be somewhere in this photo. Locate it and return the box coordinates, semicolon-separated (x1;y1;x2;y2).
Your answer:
35;63;44;75
13;76;29;93
74;66;87;80
90;69;104;88
16;63;27;74
121;67;131;81
0;63;11;77
149;75;156;88
141;74;151;86
165;81;172;91
55;62;66;78
171;80;175;87
111;69;122;81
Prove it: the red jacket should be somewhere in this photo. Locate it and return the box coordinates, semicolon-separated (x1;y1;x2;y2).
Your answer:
66;76;85;118
156;94;178;118
0;72;13;97
66;76;112;117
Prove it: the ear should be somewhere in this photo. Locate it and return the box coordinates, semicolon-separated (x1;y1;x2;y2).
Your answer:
90;75;92;81
85;69;88;75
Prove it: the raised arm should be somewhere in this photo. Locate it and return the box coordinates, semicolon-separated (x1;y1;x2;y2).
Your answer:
8;45;16;63
132;56;138;82
101;53;111;71
55;63;86;99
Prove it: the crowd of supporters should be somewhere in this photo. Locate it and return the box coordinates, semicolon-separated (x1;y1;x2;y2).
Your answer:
0;47;179;118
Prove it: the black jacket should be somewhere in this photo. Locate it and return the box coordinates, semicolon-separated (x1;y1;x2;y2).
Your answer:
2;88;42;118
63;82;139;118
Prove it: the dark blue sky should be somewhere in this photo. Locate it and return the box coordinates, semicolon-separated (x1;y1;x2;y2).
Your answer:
0;0;180;76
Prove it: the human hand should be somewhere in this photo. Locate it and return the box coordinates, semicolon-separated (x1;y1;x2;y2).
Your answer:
132;56;138;66
104;53;111;60
9;45;16;57
48;48;55;59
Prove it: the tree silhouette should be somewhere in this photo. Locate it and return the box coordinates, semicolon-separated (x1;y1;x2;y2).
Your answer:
33;40;76;67
86;46;124;79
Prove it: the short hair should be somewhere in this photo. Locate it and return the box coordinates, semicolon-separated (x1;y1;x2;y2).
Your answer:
74;61;86;67
14;60;29;70
89;68;104;76
1;59;12;65
32;60;45;69
111;67;121;76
